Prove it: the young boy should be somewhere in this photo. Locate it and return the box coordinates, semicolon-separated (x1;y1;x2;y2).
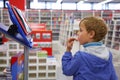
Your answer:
62;16;118;80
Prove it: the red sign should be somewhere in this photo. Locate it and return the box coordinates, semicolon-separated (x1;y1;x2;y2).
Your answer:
29;23;46;30
9;0;26;11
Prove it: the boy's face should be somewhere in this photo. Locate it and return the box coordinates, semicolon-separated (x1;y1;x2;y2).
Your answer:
77;22;94;45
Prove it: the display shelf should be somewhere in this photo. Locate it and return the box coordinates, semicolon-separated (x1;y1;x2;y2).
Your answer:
111;20;120;51
81;10;93;18
38;66;46;71
28;49;57;80
38;72;46;78
94;10;102;17
40;10;51;30
51;10;62;40
73;10;81;19
29;73;37;78
38;58;47;64
29;58;37;64
102;10;113;20
29;66;37;71
8;51;17;57
48;72;56;78
102;19;120;53
0;51;7;57
0;58;7;65
105;22;114;48
26;9;40;23
112;10;120;20
2;9;10;26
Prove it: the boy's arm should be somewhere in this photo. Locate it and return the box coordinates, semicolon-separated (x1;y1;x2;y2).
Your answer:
62;51;80;76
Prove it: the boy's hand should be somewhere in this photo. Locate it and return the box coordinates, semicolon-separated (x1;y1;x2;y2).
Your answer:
66;38;77;52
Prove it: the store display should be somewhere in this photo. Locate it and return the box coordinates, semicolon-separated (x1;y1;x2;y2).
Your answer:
30;26;52;56
28;50;57;80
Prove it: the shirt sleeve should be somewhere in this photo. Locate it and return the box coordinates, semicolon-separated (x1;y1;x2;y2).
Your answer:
62;51;80;76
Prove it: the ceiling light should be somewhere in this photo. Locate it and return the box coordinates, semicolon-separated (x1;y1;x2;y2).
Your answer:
78;1;84;4
97;0;113;5
56;0;63;3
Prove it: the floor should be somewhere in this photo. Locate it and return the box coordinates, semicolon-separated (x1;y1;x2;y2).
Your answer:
52;41;120;80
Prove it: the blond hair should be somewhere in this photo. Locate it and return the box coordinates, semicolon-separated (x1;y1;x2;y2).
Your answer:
79;16;108;42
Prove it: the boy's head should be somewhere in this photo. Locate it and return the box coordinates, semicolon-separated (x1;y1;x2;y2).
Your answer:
78;16;108;44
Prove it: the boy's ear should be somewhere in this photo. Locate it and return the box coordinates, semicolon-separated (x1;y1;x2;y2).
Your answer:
89;30;95;38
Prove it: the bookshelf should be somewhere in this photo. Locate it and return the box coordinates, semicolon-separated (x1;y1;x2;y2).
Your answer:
81;10;93;18
112;10;120;20
26;9;62;41
108;20;120;53
51;10;62;40
26;9;40;23
40;10;51;30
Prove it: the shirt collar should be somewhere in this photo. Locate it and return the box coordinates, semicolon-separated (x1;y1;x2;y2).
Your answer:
83;42;103;48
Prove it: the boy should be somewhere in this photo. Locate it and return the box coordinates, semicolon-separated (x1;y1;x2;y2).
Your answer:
62;16;118;80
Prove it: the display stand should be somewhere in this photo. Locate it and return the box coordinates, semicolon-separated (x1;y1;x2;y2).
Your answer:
24;46;29;80
0;23;32;80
